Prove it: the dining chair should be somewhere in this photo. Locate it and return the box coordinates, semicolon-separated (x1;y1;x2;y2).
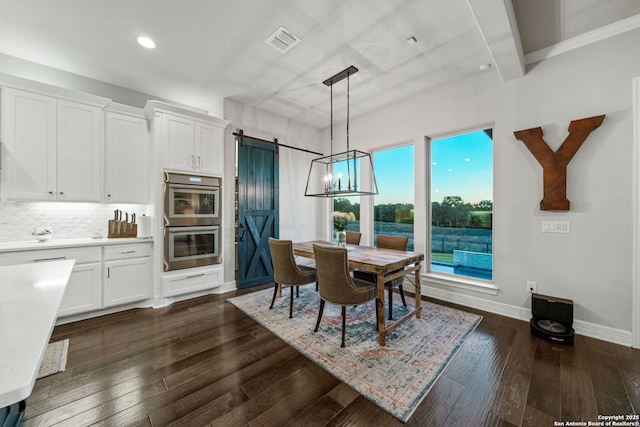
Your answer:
353;234;409;320
312;244;378;347
345;231;361;245
268;237;318;318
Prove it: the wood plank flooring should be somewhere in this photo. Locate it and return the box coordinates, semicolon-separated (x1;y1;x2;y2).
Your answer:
22;284;640;426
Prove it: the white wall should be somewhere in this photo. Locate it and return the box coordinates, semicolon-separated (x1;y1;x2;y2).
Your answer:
0;53;223;116
324;28;640;340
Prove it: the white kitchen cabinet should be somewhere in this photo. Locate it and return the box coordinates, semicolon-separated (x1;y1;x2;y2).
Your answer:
2;87;104;201
103;243;152;307
145;101;228;176
0;246;103;317
104;108;150;203
161;264;223;297
197;122;224;175
58;262;102;317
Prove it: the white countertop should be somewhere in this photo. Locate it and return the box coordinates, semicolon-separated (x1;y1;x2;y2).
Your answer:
0;237;153;253
0;259;75;407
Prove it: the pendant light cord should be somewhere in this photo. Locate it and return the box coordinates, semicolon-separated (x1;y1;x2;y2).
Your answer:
346;71;351;189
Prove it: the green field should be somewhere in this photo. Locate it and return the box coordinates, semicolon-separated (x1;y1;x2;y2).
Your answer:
431;253;453;264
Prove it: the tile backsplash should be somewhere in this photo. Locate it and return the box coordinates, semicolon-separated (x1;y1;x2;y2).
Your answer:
0;201;150;242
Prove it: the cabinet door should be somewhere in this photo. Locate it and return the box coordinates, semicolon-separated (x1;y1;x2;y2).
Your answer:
197;122;224;175
103;257;152;307
58;262;102;317
56;100;103;201
105;112;150;203
162;114;196;172
3;88;57;200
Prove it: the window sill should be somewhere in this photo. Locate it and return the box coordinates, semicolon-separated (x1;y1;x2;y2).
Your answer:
421;271;499;296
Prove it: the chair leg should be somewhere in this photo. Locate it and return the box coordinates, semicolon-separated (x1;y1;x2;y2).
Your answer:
314;299;325;332
388;287;393;320
289;286;294;318
341;306;346;348
399;284;407;306
296;286;299;298
316;281;318;292
269;283;279;309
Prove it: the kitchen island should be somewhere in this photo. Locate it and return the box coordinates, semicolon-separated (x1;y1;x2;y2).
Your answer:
0;259;75;427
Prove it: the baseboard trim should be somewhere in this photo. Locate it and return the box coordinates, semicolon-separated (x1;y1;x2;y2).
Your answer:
211;280;236;294
422;285;632;347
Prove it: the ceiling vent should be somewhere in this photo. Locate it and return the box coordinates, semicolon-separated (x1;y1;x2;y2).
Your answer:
265;26;300;53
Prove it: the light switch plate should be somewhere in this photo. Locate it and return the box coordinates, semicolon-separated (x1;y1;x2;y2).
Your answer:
542;221;570;234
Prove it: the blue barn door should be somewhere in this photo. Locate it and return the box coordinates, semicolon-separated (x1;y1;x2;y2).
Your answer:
237;136;279;288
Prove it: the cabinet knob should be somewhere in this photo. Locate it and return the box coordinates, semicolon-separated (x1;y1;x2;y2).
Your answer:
107;194;111;198
48;191;54;195
59;191;64;195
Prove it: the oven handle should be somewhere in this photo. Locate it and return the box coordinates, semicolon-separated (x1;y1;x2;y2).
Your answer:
167;183;220;192
168;226;219;233
237;224;245;241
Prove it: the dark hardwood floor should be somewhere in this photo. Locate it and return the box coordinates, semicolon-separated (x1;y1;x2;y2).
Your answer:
23;284;640;426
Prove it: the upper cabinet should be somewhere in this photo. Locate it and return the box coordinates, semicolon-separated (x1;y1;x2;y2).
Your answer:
2;86;107;201
145;101;229;176
104;105;150;203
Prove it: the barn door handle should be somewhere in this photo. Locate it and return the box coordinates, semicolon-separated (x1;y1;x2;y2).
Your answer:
237;224;245;241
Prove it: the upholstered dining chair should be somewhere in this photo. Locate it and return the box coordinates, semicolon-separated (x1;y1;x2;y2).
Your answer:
312;244;378;347
268;238;318;318
353;234;409;320
345;231;362;245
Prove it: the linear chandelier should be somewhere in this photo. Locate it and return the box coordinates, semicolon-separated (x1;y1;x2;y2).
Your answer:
304;65;378;198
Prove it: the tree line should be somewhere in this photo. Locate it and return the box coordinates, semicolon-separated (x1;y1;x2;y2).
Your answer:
334;196;493;228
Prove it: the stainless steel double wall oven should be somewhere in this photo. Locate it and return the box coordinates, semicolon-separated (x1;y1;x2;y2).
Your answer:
163;172;221;271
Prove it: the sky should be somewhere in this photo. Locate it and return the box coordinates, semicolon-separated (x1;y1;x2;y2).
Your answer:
331;129;492;206
431;130;493;205
372;130;493;206
374;145;415;205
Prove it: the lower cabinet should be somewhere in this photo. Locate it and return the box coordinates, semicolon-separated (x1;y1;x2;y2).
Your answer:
0;246;103;318
162;265;223;297
58;262;102;317
104;257;152;307
103;243;153;307
0;241;153;319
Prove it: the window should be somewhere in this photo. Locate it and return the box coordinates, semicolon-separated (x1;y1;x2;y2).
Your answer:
430;129;493;281
373;145;415;250
333;196;360;232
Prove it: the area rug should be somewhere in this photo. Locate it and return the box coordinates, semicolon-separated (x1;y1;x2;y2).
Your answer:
37;339;69;379
227;287;481;422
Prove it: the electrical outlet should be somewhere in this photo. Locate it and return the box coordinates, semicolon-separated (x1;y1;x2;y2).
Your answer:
527;280;537;293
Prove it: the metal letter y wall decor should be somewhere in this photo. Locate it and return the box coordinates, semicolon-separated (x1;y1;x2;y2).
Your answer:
513;115;605;210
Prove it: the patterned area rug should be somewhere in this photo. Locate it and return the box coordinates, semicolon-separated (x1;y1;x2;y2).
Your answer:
227;287;482;422
37;339;69;379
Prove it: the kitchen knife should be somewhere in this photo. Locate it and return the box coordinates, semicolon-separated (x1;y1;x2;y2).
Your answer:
111;210;118;234
125;212;129;232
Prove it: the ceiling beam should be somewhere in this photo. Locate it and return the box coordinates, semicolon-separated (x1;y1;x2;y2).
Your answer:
467;0;525;82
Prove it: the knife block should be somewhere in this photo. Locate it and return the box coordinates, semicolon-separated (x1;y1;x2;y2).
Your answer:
108;220;137;238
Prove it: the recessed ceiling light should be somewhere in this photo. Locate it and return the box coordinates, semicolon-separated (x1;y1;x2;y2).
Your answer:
137;36;156;49
479;63;492;71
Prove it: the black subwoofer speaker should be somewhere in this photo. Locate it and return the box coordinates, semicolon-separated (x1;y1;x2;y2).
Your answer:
529;293;575;345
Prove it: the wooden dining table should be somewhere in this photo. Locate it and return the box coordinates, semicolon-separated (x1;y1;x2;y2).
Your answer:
292;240;425;346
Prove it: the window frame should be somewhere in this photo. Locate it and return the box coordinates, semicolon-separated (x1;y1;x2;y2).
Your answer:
424;126;498;295
370;142;416;249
